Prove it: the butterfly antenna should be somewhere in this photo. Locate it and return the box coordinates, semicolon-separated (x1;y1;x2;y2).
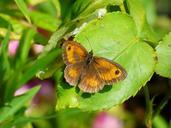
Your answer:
83;34;93;52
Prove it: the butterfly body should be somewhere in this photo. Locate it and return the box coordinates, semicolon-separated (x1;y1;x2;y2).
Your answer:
62;41;127;93
85;50;93;65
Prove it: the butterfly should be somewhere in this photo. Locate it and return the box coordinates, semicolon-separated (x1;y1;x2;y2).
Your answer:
62;40;127;93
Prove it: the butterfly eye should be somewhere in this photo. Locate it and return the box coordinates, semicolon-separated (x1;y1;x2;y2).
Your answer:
115;69;120;75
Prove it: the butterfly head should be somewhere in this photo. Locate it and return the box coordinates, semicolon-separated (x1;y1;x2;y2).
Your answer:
89;50;93;56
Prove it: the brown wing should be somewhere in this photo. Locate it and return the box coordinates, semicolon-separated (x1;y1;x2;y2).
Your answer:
93;57;127;85
64;62;84;86
62;41;88;65
78;64;105;93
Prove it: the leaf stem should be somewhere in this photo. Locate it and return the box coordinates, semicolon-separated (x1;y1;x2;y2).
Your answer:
144;85;152;128
144;85;150;109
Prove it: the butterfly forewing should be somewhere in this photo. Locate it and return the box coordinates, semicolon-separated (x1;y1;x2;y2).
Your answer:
62;41;88;65
93;57;127;85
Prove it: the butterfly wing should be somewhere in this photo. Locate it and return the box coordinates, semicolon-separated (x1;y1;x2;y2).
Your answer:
93;57;127;85
62;41;88;65
78;64;105;93
63;41;88;86
64;62;85;86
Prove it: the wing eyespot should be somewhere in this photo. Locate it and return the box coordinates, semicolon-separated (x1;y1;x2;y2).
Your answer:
115;69;120;75
67;46;71;51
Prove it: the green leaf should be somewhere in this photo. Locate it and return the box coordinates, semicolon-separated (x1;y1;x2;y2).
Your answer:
71;0;92;19
57;108;93;128
5;49;61;101
126;0;158;47
36;58;64;80
35;1;57;17
18;49;61;87
0;86;40;122
30;11;61;32
0;8;22;18
155;32;171;78
56;12;156;111
56;86;79;110
153;115;169;128
0;26;11;78
73;0;123;19
139;0;156;25
126;0;146;34
0;16;11;28
0;26;12;104
39;24;73;58
72;0;123;19
58;0;75;22
52;0;61;17
16;28;36;65
55;69;79;110
59;0;123;22
14;0;31;23
0;13;25;34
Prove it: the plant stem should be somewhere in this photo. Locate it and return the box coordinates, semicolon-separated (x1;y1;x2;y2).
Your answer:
153;95;169;118
144;85;152;128
153;80;171;118
120;2;126;13
144;85;150;109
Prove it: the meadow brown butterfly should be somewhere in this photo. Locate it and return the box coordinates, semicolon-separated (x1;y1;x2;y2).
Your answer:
62;40;127;93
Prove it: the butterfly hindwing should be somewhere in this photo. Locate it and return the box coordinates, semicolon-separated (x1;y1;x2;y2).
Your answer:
78;64;105;93
62;41;88;65
93;57;127;85
64;62;84;86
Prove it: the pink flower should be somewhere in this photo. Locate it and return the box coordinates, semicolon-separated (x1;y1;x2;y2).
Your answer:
31;44;44;55
8;40;19;57
93;112;123;128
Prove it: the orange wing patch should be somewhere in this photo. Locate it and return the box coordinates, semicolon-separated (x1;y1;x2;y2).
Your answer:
68;68;77;78
93;57;127;85
62;41;88;65
78;64;104;93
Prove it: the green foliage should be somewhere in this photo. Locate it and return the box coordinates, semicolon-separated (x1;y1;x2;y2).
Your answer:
155;33;171;78
30;11;61;32
126;0;159;46
0;26;11;77
153;115;169;128
0;0;170;127
14;0;31;23
0;86;40;123
57;108;93;128
57;12;156;110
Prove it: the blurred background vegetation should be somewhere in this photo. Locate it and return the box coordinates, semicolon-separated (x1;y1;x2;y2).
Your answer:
0;0;171;128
